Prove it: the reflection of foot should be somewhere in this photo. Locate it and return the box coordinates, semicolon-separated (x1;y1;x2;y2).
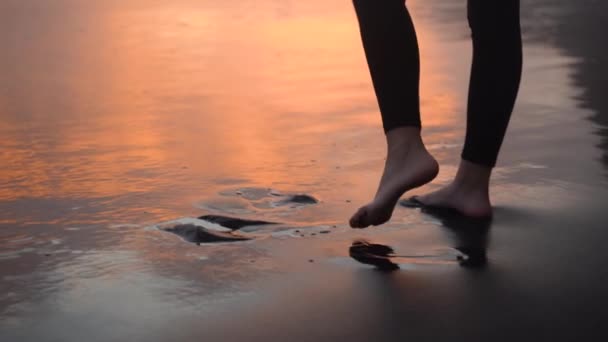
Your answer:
350;128;438;228
411;181;492;219
349;239;400;271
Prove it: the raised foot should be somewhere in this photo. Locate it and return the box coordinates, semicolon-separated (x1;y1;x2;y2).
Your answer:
349;145;439;229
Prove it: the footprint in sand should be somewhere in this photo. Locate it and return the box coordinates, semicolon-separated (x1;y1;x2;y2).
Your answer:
153;215;281;245
198;187;319;214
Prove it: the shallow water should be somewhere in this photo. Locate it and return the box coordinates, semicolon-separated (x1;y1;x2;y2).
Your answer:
2;0;608;340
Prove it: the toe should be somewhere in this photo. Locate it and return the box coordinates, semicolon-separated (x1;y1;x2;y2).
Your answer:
350;207;367;228
348;212;358;228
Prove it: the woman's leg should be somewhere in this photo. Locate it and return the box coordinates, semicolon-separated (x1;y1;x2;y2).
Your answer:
352;0;421;130
350;0;438;228
463;0;522;167
415;0;522;218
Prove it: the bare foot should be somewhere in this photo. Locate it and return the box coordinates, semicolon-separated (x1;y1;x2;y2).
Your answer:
412;159;492;218
350;127;439;228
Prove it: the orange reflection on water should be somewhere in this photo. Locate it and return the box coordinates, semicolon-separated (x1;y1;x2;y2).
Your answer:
1;1;462;224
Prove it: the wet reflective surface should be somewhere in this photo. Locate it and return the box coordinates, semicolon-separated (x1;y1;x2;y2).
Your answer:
2;0;608;340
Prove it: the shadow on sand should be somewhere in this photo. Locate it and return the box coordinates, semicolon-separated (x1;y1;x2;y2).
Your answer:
350;206;491;270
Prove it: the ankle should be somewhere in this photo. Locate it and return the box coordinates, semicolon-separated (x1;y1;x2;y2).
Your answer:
385;126;424;154
452;159;491;194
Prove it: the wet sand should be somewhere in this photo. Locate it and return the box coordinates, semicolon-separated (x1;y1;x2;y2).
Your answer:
2;0;608;341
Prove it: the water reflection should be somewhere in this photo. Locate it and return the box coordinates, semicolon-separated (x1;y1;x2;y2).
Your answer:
419;206;490;268
527;1;608;175
1;0;465;325
0;0;463;228
3;1;608;341
349;208;490;271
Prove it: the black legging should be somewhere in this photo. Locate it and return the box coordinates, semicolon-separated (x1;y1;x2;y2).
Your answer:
353;0;522;167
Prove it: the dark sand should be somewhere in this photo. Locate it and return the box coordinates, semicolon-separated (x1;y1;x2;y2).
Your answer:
2;0;608;341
